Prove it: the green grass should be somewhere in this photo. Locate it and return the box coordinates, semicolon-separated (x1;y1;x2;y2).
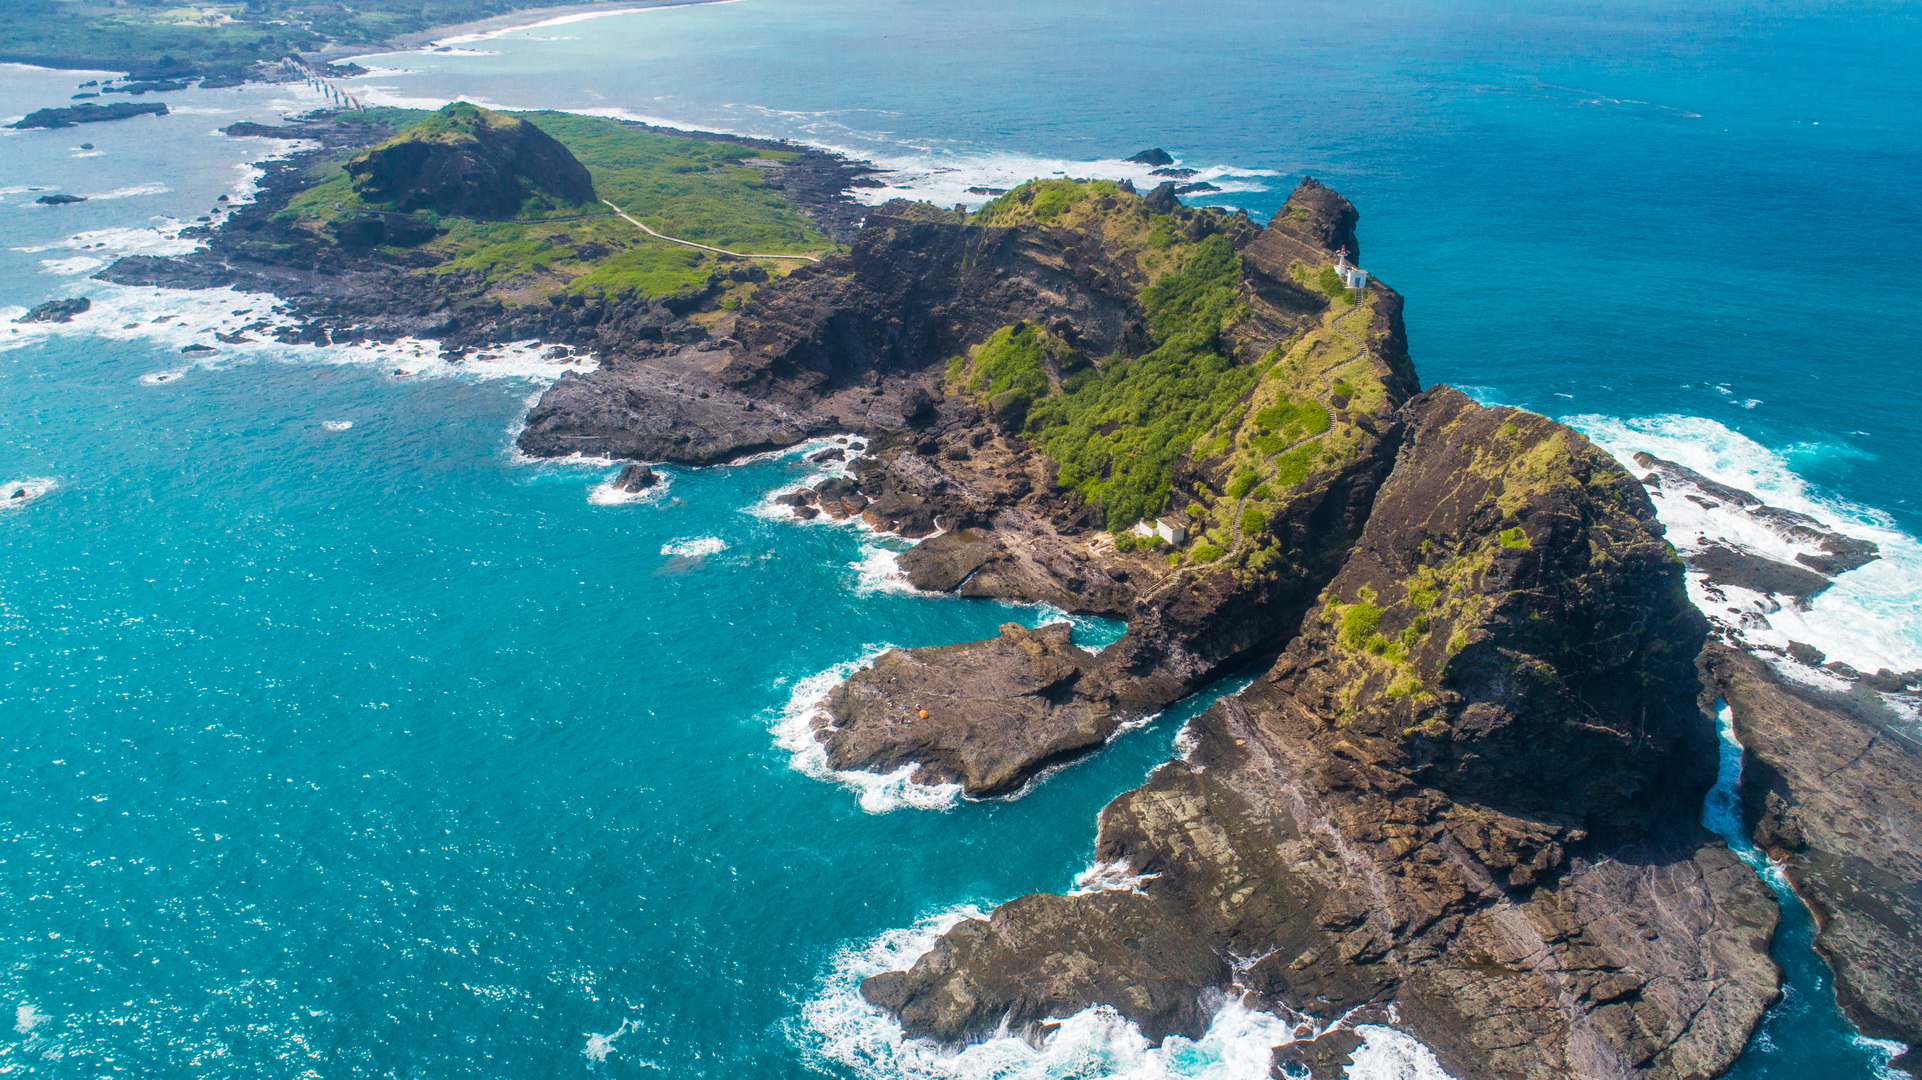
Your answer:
277;105;835;300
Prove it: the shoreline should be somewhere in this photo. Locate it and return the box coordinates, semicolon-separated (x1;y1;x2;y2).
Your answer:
308;0;731;63
0;0;727;78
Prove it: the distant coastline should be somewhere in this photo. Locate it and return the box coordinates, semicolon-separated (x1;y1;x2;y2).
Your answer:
310;0;730;64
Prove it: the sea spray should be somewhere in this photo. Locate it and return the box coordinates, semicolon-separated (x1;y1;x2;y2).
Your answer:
768;649;964;813
1572;413;1922;677
793;905;1457;1080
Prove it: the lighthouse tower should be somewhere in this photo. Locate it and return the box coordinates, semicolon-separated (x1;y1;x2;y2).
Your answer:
1334;246;1368;293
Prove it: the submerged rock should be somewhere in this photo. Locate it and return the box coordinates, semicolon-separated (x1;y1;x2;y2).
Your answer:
34;193;87;206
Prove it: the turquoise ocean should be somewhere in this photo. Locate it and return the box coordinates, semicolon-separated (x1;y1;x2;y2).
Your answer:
1;0;1919;1075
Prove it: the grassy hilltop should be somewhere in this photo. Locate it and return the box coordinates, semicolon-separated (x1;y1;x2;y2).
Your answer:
270;105;835;302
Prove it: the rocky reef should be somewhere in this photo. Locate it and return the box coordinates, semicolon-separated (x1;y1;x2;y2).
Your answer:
344;102;596;219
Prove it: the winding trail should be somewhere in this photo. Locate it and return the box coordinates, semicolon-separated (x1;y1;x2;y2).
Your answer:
601;199;820;262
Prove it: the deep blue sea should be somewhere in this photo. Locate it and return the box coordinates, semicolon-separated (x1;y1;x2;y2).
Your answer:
2;0;1919;1075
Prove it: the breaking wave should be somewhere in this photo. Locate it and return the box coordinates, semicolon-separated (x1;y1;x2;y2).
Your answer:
768;650;963;813
2;282;596;384
1570;413;1922;676
792;906;1456;1080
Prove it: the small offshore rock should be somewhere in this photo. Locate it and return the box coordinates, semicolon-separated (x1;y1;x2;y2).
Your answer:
8;101;169;129
613;464;658;492
35;194;87;206
16;297;90;323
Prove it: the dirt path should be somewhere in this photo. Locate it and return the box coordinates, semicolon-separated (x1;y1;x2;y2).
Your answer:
602;199;820;263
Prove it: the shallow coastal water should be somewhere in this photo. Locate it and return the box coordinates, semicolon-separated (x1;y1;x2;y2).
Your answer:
2;0;1920;1075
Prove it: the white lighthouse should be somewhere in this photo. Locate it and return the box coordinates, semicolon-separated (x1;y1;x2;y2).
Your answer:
1334;247;1368;292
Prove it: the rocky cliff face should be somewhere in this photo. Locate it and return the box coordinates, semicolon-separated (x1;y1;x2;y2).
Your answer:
586;178;1423;795
863;389;1781;1080
1703;645;1922;1076
345;102;596;219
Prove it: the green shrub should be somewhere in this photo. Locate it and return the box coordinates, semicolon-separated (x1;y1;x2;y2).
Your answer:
1112;533;1138;554
1024;234;1259;529
1189;542;1226;564
1227;471;1259;499
1313;266;1354;302
1240;506;1267;536
1498;527;1530;550
1339;601;1384;649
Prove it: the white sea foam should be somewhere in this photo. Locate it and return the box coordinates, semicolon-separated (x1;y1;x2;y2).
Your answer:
660;536;727;558
1069;859;1159;896
795;907;1455;1080
15;225;202;257
0;478;57;510
853;543;919;595
1569;413;1922;675
851;151;1280;210
82;183;171;201
13;1004;45;1034
1346;1025;1457;1080
768;650;964;813
2;281;599;385
583;1017;641;1063
321;420;354;432
38;256;102;275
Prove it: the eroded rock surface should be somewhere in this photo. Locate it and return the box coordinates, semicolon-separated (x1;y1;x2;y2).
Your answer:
863;390;1781;1080
818;623;1113;797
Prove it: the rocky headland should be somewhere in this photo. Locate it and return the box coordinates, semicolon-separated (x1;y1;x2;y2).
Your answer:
92;112;1922;1077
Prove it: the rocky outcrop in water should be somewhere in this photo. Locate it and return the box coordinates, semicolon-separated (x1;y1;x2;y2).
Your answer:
1634;452;1878;594
1703;645;1922;1077
864;388;1781;1080
8;101;168;129
16;297;90;323
817;622;1114;796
